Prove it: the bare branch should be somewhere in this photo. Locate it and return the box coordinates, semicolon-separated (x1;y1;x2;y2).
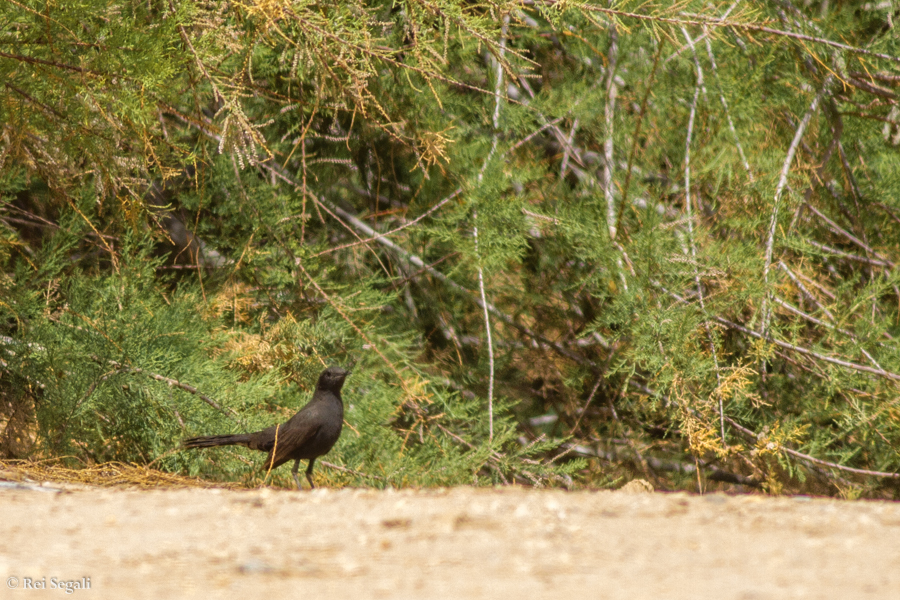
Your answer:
603;21;619;241
803;203;894;267
761;76;834;336
539;2;900;64
702;31;753;180
475;13;510;442
805;239;894;268
92;357;244;425
680;28;726;444
714;318;900;382
722;416;900;479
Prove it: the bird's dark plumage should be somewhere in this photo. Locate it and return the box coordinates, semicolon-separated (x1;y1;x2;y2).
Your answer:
183;366;350;489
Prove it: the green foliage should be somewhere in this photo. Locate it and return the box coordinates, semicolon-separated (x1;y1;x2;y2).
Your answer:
2;0;900;496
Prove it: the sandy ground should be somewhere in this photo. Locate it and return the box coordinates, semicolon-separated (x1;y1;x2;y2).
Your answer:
1;481;898;599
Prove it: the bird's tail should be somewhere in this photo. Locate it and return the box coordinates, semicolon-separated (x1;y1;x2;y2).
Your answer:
182;434;252;449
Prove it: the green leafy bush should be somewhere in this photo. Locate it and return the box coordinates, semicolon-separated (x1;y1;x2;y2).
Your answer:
2;0;899;496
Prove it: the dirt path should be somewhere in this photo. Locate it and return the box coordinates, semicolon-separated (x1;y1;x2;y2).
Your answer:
2;482;898;599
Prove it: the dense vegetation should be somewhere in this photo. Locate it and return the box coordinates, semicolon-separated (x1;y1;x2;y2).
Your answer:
2;0;899;497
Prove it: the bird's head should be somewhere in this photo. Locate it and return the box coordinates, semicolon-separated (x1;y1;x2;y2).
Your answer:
317;366;350;392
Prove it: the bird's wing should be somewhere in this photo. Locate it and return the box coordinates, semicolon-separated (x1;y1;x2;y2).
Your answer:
263;417;322;470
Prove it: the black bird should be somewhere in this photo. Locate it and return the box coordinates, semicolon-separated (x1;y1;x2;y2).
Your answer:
183;366;350;489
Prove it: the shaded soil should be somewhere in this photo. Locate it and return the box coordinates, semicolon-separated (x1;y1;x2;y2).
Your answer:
2;482;899;599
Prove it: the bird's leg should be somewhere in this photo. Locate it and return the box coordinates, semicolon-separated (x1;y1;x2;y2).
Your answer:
305;458;317;489
291;459;302;490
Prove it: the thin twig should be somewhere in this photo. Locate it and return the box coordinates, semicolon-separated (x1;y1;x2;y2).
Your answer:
559;117;579;179
653;281;900;382
770;295;849;336
714;318;900;382
320;460;386;481
680;35;726;444
805;239;893;268
803;203;894;267
515;77;586;171
779;261;836;321
606;386;652;479
761;76;833;336
702;30;753;180
602;19;619;241
475;234;495;442
569;375;603;436
263;423;280;483
664;0;743;64
722;416;899;479
435;423;510;484
541;3;900;65
93;357;244;424
312;187;463;258
473;13;509;442
615;40;664;238
508;116;566;153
